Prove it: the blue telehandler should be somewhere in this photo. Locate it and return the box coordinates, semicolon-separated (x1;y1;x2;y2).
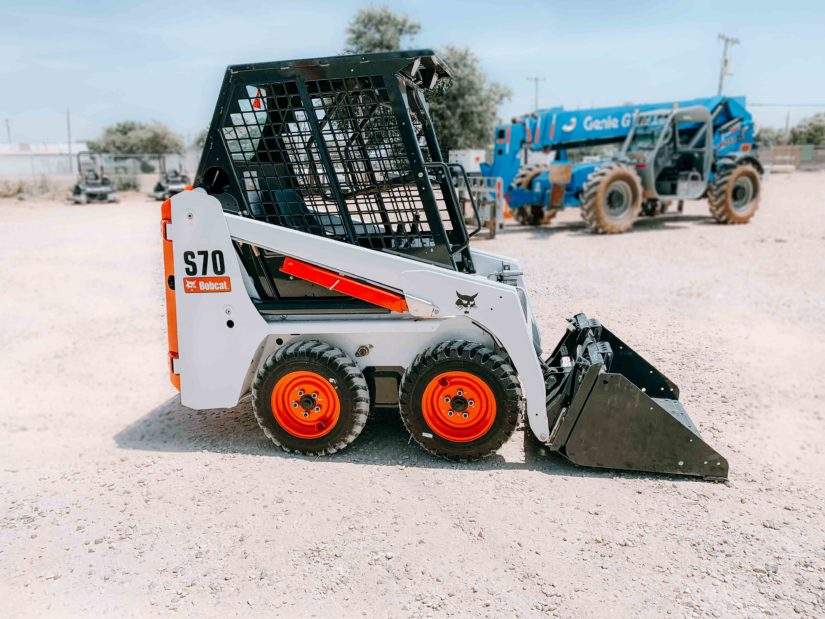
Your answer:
480;96;763;233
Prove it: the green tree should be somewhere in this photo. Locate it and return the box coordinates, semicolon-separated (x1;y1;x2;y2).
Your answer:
344;5;420;53
755;126;785;147
89;121;184;154
427;46;511;153
343;9;510;154
193;128;208;151
790;113;825;146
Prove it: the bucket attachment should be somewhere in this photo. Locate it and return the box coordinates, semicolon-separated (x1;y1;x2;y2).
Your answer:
543;314;728;480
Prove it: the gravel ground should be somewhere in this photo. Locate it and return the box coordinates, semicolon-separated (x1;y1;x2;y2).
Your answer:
1;172;824;617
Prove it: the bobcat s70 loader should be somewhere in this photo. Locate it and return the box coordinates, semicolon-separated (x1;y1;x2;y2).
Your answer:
161;51;728;479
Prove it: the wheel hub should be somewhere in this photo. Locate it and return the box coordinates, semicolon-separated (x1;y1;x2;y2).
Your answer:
732;176;754;212
606;180;632;218
421;371;496;443
271;371;340;439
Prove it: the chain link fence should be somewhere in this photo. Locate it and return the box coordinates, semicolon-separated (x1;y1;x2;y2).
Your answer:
0;146;200;197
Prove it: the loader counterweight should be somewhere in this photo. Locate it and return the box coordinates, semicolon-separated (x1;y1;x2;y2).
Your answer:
162;50;728;479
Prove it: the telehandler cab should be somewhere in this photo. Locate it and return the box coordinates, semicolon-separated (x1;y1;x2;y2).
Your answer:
160;51;728;479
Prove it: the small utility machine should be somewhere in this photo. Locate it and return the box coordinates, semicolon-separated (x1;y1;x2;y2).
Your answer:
71;151;118;204
161;51;728;479
151;154;191;200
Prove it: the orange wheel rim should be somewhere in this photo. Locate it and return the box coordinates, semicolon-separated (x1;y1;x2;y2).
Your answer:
421;371;496;443
271;370;340;439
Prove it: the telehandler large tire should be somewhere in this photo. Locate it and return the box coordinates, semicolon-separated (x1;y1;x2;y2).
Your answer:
252;340;369;455
708;158;760;224
399;341;521;460
581;163;643;233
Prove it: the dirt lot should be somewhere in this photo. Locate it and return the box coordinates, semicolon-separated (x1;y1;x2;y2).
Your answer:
1;172;824;617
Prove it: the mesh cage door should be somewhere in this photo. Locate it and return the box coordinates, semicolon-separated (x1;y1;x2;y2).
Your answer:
215;75;460;268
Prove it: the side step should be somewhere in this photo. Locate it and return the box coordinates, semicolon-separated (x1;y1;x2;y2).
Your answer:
542;314;728;480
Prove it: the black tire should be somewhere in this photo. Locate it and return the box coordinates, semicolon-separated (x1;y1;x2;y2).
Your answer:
708;158;760;224
641;199;671;217
581;163;642;233
512;164;552;226
512;204;554;226
513;207;529;225
399;341;521;460
251;340;369;455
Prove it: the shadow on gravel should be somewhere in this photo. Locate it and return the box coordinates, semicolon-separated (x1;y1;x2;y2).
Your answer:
115;396;672;481
114;396;615;477
497;213;710;238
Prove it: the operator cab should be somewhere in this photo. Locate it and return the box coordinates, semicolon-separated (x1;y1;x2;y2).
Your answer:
623;106;712;200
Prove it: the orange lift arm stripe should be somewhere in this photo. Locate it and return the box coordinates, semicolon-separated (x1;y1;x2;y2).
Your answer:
161;199;181;391
279;257;408;313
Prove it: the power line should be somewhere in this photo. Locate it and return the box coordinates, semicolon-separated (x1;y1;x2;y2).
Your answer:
717;33;739;96
525;76;546;112
751;103;825;108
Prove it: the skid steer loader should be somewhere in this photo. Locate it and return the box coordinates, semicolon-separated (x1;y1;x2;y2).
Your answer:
161;51;728;480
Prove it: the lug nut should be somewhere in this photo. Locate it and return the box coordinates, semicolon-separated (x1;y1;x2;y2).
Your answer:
447;410;454;417
314;406;321;412
298;389;305;396
302;412;309;418
468;400;475;407
311;392;318;399
291;402;298;408
456;389;464;396
462;412;469;419
443;396;451;402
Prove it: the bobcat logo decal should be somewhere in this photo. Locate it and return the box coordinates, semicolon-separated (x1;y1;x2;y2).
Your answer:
455;292;478;314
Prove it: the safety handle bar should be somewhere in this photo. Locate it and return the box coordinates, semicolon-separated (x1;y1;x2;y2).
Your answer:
447;162;483;239
423;161;482;259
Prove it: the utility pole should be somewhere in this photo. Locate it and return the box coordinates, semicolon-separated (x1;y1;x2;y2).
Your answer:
717;33;740;96
66;108;73;171
526;76;546;112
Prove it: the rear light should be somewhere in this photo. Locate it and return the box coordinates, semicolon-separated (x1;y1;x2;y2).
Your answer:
635;163;647;169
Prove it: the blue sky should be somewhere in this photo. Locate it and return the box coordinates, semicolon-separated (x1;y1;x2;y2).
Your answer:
1;0;823;144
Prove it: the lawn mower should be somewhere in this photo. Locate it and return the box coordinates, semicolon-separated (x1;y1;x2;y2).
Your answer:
71;151;117;204
151;154;191;200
